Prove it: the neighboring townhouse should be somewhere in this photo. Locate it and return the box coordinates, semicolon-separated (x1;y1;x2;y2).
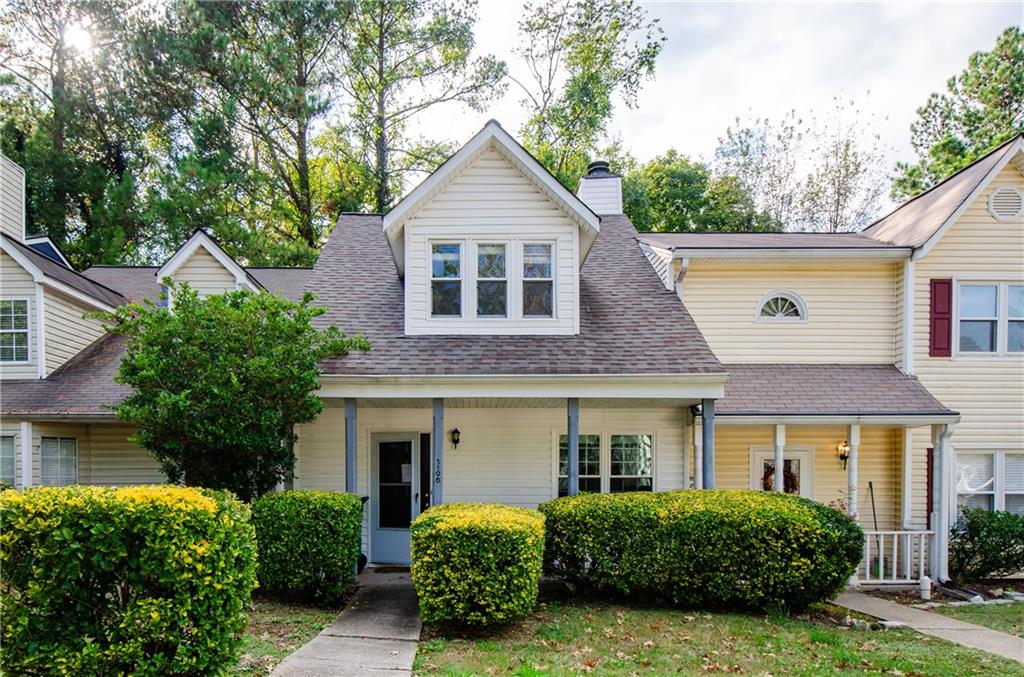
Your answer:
1;124;1021;583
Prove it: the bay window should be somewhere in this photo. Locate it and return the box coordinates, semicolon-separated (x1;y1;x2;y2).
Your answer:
956;451;1024;515
957;282;1024;354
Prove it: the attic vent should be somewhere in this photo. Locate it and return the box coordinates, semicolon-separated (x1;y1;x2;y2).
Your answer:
988;186;1024;221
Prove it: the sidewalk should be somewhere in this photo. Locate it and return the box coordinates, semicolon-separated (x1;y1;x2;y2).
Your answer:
835;591;1023;664
272;569;421;676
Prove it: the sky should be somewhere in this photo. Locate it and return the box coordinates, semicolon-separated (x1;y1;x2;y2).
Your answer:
411;1;1021;177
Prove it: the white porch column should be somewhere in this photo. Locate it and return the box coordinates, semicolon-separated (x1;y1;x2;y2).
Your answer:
432;398;444;504
567;398;580;496
773;424;786;492
693;414;703;490
931;423;954;582
19;421;32;489
901;427;914;529
344;398;357;494
847;424;860;519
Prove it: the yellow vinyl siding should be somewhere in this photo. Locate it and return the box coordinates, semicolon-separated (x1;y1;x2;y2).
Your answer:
907;162;1024;526
0;252;37;378
43;288;105;375
713;425;902;530
1;154;25;241
172;247;237;297
681;261;899;363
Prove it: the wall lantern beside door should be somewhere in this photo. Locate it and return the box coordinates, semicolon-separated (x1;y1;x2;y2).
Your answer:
836;440;850;469
451;428;461;450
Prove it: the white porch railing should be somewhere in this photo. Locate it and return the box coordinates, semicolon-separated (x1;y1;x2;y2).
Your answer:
857;530;932;584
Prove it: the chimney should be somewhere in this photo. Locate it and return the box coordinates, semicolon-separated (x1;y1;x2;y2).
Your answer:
1;153;26;242
576;160;623;215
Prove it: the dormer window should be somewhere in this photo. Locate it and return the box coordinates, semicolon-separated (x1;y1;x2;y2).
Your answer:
0;299;30;362
523;243;553;317
431;243;462;317
476;243;508;317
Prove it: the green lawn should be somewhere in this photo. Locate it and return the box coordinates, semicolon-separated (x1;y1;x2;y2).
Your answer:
230;598;340;676
931;601;1024;638
414;599;1024;676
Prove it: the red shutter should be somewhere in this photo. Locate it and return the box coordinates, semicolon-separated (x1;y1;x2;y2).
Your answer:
926;447;934;530
929;278;952;357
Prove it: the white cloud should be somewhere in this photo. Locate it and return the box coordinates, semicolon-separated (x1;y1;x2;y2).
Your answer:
409;0;1020;179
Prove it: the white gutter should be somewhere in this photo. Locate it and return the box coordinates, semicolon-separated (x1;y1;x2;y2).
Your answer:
716;413;959;426
669;247;912;261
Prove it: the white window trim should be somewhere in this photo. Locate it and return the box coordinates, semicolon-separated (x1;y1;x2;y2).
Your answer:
555;432;602;495
427;238;560;323
429;240;464;319
0;296;32;365
0;435;15;486
748;446;815;499
40;436;78;487
952;279;1024;358
552;431;657;496
955;450;1024;513
754;290;808;324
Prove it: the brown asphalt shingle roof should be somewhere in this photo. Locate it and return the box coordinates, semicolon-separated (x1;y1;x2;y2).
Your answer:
861;135;1022;247
310;213;724;376
2;265;311;416
717;364;955;417
2;233;125;308
636;232;903;250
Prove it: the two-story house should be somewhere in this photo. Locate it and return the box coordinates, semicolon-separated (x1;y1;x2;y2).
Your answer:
2;123;1021;582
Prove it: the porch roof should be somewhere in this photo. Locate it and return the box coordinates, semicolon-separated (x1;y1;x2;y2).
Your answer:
715;363;957;423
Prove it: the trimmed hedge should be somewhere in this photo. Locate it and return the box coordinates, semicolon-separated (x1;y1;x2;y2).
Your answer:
950;508;1024;584
251;490;362;604
539;490;862;611
0;485;257;675
411;502;545;626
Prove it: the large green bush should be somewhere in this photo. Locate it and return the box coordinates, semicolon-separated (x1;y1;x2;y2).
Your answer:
411;503;545;626
540;490;862;611
251;490;363;603
0;485;257;675
950;508;1024;584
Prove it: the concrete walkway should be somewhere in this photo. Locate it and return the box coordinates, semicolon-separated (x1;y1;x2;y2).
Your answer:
272;569;421;676
835;591;1023;664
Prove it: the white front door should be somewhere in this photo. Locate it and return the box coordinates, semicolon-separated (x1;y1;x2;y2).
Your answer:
749;447;814;499
370;433;421;564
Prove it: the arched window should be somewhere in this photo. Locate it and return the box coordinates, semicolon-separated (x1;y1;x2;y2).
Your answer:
756;291;807;322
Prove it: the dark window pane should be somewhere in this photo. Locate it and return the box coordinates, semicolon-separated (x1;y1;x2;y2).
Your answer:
477;281;507;316
431;243;461;278
523;281;553;316
432;280;461;316
379;485;412;528
959;320;996;352
523;244;552;278
1009;321;1024;352
760;459;801;494
610;477;653;493
558;435;601;477
557;477;602;497
477;244;506;278
379;442;411;483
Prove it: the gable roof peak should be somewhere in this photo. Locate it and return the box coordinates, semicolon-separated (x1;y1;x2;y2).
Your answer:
381;120;600;275
156;229;263;291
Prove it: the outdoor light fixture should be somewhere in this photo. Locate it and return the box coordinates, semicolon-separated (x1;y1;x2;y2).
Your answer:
837;440;850;469
451;428;461;450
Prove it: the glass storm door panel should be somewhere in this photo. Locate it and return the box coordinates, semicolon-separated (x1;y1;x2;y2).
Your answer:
370;434;420;564
761;459;802;495
750;449;814;499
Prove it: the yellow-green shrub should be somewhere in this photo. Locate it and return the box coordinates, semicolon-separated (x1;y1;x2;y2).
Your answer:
539;490;862;611
411;503;544;626
252;490;363;603
0;485;257;675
